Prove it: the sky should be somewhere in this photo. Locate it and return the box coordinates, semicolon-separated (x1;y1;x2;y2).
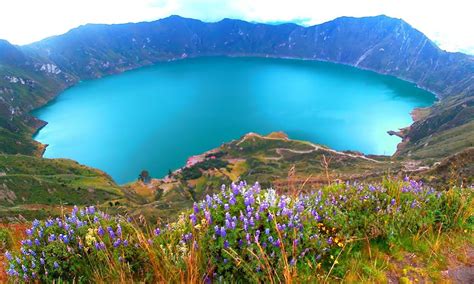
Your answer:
0;0;472;54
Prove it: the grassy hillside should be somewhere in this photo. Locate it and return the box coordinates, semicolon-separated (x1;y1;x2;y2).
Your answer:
399;94;474;160
0;154;125;220
126;133;405;222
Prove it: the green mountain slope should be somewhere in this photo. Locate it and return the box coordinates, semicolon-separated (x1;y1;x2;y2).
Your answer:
0;154;126;220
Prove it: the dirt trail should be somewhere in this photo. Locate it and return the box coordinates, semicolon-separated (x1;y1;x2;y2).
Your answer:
238;132;382;163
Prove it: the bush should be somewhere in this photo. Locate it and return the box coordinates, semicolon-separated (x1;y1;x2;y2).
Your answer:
5;207;150;282
181;158;229;180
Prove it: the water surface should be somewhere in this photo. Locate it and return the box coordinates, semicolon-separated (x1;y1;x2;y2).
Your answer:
33;57;435;183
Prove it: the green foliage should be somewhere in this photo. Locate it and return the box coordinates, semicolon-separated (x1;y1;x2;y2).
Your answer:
0;154;123;208
5;179;473;282
180;158;229;180
5;207;150;282
0;227;13;251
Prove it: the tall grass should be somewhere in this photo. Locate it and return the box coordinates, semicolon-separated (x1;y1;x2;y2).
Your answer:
5;178;473;282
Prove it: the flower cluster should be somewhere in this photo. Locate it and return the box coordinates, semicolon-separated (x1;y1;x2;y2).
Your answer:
5;206;145;281
169;181;345;279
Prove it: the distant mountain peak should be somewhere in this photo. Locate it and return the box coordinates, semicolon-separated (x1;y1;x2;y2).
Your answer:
0;39;25;65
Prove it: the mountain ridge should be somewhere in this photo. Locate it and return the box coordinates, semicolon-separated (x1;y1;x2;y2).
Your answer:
0;14;472;161
20;14;474;99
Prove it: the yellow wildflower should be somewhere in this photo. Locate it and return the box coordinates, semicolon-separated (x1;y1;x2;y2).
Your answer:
85;228;97;247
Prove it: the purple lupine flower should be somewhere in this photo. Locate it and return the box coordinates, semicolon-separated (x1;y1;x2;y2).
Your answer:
116;224;122;236
205;210;212;224
182;233;193;243
224;240;229;248
267;213;273;222
98;226;105;236
296;202;305;213
153;228;161;236
48;234;56;242
231;183;240;195
32;219;40;228
53;262;59;269
220;227;226;238
87;206;95;215
278;198;287;209
7;265;18;276
113;239;121;248
391;198;396;206
5;251;12;260
107;227;115;239
193;203;200;214
190;213;197;225
327;237;333;245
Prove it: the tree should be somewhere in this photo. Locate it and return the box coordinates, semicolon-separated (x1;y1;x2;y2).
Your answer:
138;170;151;184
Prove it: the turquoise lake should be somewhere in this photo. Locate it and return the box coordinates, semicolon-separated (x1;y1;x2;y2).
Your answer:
33;57;435;183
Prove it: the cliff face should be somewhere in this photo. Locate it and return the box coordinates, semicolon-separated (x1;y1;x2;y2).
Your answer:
0;15;472;158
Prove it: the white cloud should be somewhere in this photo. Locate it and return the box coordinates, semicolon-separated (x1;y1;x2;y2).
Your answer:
0;0;473;54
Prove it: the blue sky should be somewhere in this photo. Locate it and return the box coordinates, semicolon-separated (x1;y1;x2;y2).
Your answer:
0;0;473;54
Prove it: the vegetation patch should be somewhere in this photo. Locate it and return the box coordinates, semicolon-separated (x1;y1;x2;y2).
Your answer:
5;178;472;282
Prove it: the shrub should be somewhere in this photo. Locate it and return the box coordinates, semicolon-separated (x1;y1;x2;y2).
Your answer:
5;207;150;282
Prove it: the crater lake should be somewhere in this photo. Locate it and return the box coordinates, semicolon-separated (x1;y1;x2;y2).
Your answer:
33;57;435;183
